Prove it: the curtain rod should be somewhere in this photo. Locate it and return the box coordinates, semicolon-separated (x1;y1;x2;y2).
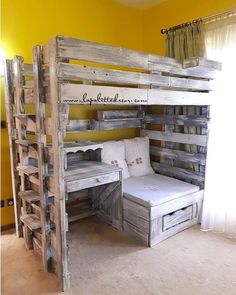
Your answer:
161;8;236;34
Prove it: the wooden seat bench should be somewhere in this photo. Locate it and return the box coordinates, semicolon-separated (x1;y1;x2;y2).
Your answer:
123;173;203;246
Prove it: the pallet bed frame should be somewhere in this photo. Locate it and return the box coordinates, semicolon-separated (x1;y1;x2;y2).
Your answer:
4;36;221;291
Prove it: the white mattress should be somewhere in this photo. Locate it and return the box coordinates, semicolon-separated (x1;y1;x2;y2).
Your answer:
123;174;199;207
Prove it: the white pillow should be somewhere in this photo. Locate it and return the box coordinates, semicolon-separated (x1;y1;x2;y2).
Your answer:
124;137;154;177
101;140;130;179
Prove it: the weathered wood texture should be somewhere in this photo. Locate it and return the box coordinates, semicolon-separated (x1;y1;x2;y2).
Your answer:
47;39;69;291
3;36;219;291
34;45;51;272
58;62;213;90
12;56;34;249
54;36;221;79
150;146;206;165
4;60;22;237
91;179;122;230
60;84;214;106
145;114;209;127
142;129;208;146
123;190;203;246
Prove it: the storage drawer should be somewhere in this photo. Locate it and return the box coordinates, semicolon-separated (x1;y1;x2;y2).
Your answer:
163;205;193;231
67;171;120;192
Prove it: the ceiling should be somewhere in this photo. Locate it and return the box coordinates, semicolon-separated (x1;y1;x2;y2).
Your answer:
113;0;167;9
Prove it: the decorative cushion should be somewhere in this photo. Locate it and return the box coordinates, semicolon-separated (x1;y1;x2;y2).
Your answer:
101;140;130;179
124;137;154;177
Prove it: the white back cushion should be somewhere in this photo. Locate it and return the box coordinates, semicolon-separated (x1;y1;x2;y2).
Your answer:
124;137;154;177
101;140;130;179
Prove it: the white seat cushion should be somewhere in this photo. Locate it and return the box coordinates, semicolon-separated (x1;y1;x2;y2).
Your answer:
123;174;199;207
101;140;130;179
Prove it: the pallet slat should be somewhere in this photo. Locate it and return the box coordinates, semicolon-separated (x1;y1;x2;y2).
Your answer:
151;161;205;182
17;165;39;175
145;114;209;127
97;110;143;121
58;62;213;91
143;130;208;146
15;139;37;146
21;214;41;231
150;145;206;165
56;36;221;79
19;190;40;203
60;84;213;106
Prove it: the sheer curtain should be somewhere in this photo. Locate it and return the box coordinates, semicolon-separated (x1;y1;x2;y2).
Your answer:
201;16;236;238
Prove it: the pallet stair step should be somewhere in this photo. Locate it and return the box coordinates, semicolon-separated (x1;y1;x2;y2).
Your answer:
14;113;35;118
20;214;41;231
15;139;37;146
17;165;38;175
19;190;40;203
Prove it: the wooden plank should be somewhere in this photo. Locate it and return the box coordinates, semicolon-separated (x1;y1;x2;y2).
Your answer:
18;190;40;203
65;118;141;132
23;88;34;104
33;45;51;272
150;146;206;165
23;63;33;76
66;119;92;132
20;214;41;231
56;36;221;79
60;84;213;105
92;119;141;131
143;130;208;146
149;56;221;79
145;114;209;127
47;38;69;291
57;36;149;69
183;57;222;71
15;139;37;146
17;165;38;175
97;110;143;121
151;161;205;182
3;60;23;237
58;62;212;91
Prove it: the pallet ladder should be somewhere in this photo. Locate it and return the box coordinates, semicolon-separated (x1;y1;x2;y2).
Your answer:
4;57;44;256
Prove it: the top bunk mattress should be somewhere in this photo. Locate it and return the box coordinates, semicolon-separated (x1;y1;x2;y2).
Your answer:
123;174;199;207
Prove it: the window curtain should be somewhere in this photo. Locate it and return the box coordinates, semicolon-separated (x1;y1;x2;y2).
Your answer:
201;16;236;238
166;21;205;63
165;21;206;177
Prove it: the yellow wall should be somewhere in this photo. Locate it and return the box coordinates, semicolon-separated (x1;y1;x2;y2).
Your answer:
142;0;236;55
1;0;143;226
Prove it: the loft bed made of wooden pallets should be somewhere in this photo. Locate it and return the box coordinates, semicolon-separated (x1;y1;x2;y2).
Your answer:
4;36;221;291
